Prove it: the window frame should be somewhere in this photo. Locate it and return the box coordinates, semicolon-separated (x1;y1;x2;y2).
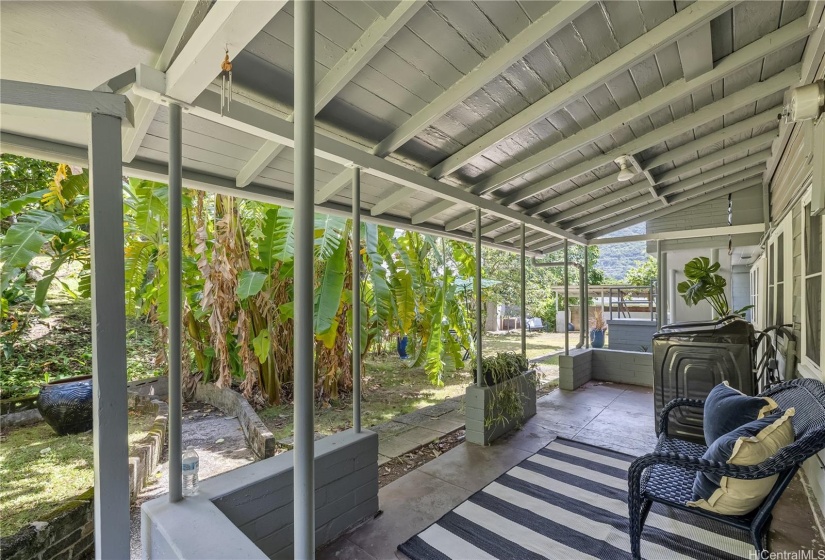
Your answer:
767;213;792;328
801;188;824;375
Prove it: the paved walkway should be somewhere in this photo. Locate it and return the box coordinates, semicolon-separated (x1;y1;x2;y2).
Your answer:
371;398;465;465
319;381;825;560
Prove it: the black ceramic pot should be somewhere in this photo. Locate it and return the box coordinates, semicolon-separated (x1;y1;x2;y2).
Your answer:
37;375;93;435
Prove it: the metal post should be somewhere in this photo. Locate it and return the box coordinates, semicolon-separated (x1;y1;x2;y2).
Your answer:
656;240;663;330
520;224;526;358
475;207;483;386
294;1;316;557
352;166;361;433
663;252;670;325
583;248;589;348
563;239;569;356
168;102;183;503
89;113;129;559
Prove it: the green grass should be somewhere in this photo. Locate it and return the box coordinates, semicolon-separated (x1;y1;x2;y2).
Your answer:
2;294;164;399
259;355;473;440
483;331;565;359
0;409;157;537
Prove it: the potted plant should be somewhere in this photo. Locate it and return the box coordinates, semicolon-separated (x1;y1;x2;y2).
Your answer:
677;257;752;317
590;308;607;348
466;352;536;445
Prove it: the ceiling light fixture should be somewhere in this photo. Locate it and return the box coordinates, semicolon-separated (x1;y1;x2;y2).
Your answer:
614;156;635;182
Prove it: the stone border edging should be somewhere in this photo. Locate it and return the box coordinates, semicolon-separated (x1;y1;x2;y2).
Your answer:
193;383;276;459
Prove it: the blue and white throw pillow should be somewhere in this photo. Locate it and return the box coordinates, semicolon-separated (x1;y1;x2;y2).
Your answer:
704;381;778;445
689;408;795;516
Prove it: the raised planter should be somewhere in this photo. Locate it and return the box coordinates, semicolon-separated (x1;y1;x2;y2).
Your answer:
465;369;537;446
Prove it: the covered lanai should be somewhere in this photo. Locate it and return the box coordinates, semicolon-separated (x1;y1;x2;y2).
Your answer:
1;0;824;559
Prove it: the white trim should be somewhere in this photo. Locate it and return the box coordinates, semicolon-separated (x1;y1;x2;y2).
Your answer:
801;187;824;373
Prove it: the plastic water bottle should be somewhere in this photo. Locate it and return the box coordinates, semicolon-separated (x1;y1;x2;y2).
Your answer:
182;446;199;496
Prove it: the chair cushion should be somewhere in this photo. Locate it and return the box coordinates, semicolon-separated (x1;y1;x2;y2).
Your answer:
689;408;795;516
704;381;778;445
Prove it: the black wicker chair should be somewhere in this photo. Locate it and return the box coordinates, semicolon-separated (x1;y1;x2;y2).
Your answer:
628;378;825;559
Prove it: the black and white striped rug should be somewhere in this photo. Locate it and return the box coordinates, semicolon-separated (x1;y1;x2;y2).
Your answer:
398;438;753;560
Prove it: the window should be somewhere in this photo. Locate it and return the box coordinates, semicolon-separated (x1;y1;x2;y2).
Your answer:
767;216;792;328
802;193;823;370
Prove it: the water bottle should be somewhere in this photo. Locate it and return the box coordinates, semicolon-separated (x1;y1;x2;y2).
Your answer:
182;446;199;496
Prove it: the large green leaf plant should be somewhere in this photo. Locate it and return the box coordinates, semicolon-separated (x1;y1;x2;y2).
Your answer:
677;257;752;318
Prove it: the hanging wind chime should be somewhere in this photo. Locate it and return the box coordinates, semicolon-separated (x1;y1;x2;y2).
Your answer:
220;47;233;116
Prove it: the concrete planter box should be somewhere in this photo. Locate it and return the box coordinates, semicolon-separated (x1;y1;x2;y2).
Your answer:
465;369;537;445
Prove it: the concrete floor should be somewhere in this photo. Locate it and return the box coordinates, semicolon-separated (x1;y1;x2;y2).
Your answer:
318;381;825;560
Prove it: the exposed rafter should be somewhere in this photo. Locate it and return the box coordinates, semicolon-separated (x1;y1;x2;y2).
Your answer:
428;0;737;180
444;60;796;233
666;173;764;204
326;1;592;216
651;130;777;184
642;110;778;171
548;183;650;224
122;1;202;161
656;150;772;197
372;0;593;158
235;0;426;188
382;0;738;220
131;67;586;244
429;19;808;230
582;178;762;238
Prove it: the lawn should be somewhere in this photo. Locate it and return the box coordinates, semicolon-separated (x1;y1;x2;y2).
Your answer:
483;331;566;358
259;355;475;441
0;409;157;537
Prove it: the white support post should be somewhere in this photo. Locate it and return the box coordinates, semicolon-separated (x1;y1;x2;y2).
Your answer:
352;166;361;433
475;208;483;386
563;240;569;356
168;102;183;503
584;248;590;348
294;1;315;557
89;113;129;560
663;252;670;326
656;240;664;330
520;224;526;358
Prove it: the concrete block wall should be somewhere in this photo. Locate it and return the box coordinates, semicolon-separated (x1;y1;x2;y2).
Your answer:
591;349;653;387
606;319;657;352
465;371;537;445
142;429;378;559
559;349;654;390
558;349;592;391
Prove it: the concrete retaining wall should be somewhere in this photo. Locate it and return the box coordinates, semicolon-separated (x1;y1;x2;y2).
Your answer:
142;429;379;559
606;319;657;352
559;349;653;389
194;383;276;459
465;370;537;445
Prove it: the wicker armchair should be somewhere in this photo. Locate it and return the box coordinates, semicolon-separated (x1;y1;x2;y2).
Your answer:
628;378;825;559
